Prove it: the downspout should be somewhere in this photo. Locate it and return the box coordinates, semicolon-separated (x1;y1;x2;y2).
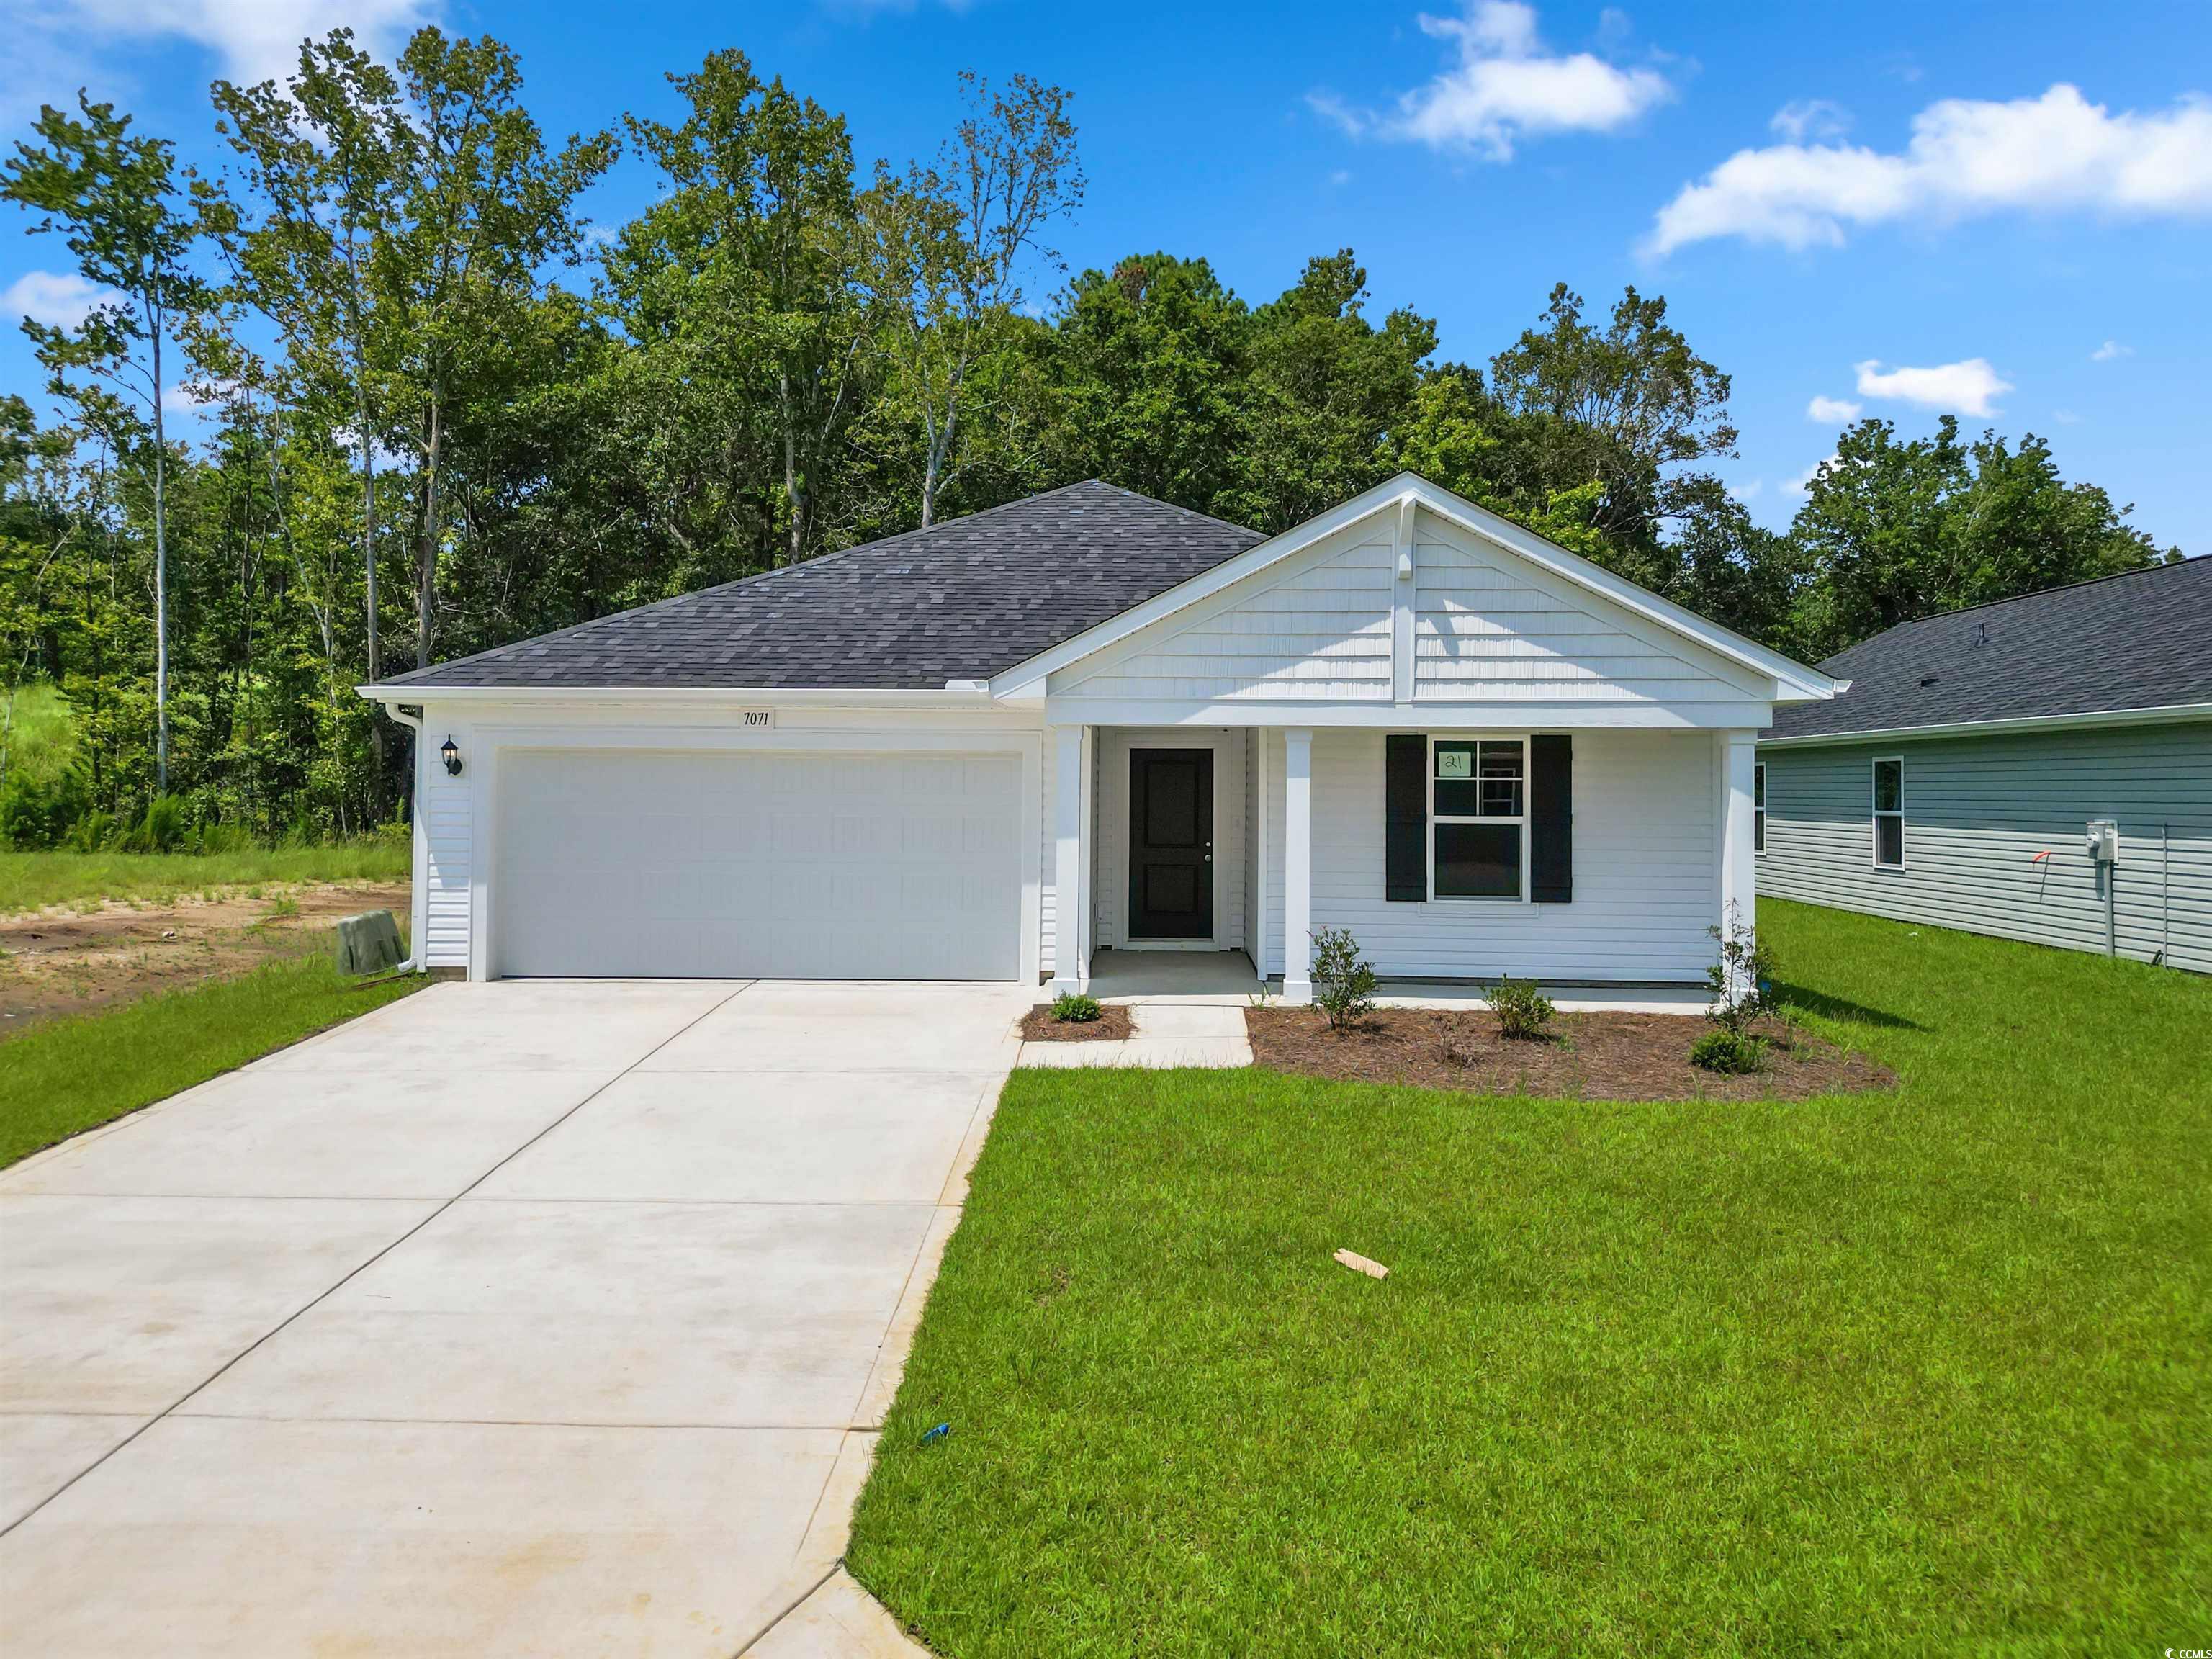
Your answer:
384;703;428;975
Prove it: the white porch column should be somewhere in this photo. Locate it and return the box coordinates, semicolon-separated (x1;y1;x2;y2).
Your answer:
1282;727;1313;1004
1051;724;1092;994
1719;729;1758;943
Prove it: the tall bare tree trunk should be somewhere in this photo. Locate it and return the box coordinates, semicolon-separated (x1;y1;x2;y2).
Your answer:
150;319;169;795
415;395;441;671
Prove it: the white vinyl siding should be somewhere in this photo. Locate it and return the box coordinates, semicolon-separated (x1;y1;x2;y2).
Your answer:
420;719;472;968
1413;529;1763;705
1056;523;1395;703
1759;721;2212;973
1259;728;1717;983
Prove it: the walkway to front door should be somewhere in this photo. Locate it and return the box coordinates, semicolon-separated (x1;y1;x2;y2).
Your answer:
1129;746;1213;940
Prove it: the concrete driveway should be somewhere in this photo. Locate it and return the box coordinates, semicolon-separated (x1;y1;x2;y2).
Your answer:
0;977;1029;1656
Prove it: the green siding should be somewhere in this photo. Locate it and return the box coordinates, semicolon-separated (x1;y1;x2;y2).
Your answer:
1757;721;2212;973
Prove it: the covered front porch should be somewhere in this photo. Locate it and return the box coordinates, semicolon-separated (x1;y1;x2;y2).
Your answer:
1047;721;1759;1006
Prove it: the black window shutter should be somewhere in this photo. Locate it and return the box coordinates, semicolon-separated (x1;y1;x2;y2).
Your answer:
1385;734;1426;902
1529;734;1573;904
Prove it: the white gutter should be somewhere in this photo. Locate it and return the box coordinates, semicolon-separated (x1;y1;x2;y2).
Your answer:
355;683;995;706
1758;700;2212;748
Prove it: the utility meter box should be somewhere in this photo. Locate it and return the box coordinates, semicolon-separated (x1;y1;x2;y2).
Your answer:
2085;819;2119;864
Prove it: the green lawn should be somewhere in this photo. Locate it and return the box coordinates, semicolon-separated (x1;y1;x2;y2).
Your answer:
850;901;2211;1655
0;842;409;914
0;951;422;1168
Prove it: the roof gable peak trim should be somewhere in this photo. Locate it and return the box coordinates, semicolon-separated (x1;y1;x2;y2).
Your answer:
992;472;1841;701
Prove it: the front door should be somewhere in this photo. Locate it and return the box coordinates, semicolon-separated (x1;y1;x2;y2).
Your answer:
1130;748;1213;940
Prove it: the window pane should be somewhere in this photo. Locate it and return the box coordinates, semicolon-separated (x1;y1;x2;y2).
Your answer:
1434;742;1478;814
1435;822;1521;897
1876;814;1903;867
1478;742;1524;817
1873;759;1902;813
1754;765;1766;809
1755;809;1766;854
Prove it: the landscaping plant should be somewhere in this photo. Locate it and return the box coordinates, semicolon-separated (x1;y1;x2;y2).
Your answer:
1485;976;1555;1040
1308;926;1377;1030
1697;900;1776;1071
1689;1027;1764;1075
1050;991;1102;1023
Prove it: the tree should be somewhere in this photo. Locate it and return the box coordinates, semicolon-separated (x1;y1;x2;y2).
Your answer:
622;50;872;568
1049;253;1252;513
1229;250;1434;532
1786;417;2174;657
5;94;210;790
213;30;413;693
864;71;1082;528
378;29;613;667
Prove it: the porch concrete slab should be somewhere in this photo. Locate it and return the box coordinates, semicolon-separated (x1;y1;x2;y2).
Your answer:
0;1069;616;1200
261;978;745;1073
477;1070;999;1205
0;1194;436;1415
0;1413;145;1529
186;1197;937;1429
0;1415;842;1658
640;985;1028;1075
1087;948;1262;1005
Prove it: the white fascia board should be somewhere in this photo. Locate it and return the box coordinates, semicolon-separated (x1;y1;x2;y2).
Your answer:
1040;696;1780;730
989;472;1842;705
1758;701;2212;748
355;683;993;709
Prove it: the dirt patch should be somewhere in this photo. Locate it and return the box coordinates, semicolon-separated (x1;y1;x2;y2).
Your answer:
1244;1006;1894;1102
1020;1004;1137;1042
0;883;410;1038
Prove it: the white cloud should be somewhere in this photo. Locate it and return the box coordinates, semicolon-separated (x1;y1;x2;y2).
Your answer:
9;0;437;89
1647;84;2212;254
1770;99;1849;143
1;269;109;329
1726;478;1762;501
1310;1;1672;162
2050;408;2082;424
1779;455;1837;500
2090;339;2132;361
1805;394;1862;423
1853;357;2013;417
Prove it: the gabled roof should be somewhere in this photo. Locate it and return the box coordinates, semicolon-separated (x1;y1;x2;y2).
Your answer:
992;472;1843;703
367;481;1265;693
1766;557;2212;742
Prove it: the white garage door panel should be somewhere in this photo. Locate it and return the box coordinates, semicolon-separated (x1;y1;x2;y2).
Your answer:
495;749;1022;979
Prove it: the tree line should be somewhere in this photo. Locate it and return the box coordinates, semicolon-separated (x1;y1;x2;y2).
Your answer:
0;27;2182;848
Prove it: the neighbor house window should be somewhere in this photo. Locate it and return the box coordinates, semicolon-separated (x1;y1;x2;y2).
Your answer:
1754;762;1767;855
1871;756;1904;868
1431;737;1524;899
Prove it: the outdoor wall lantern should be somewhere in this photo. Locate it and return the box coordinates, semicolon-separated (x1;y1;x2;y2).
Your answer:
440;735;463;777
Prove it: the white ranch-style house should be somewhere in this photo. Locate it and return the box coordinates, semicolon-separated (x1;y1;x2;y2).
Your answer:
361;475;1843;1001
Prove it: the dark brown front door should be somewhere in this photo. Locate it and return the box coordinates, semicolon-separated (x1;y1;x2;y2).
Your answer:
1130;748;1213;939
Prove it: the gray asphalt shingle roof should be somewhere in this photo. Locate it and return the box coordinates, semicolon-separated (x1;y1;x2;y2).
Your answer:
1768;557;2212;740
377;480;1267;691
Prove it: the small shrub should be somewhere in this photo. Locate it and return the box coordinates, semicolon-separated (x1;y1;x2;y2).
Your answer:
1706;900;1777;1037
1690;1028;1766;1075
1051;992;1102;1023
1310;926;1377;1031
1486;976;1556;1040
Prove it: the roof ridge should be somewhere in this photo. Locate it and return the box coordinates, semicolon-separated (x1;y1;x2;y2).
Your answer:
1856;554;2203;643
1076;478;1263;539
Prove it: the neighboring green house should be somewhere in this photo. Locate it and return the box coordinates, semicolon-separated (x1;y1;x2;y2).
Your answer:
1758;559;2211;973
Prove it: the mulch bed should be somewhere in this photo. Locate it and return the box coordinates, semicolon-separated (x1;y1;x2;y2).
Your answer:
1020;1003;1136;1042
1244;1007;1894;1102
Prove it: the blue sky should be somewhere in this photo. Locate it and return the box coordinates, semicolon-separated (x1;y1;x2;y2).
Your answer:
4;0;2208;552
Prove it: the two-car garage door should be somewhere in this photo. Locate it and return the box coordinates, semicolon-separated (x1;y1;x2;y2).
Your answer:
493;748;1022;979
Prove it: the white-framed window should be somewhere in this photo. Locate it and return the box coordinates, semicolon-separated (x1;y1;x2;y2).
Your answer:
1871;755;1905;868
1754;762;1767;855
1429;734;1527;900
